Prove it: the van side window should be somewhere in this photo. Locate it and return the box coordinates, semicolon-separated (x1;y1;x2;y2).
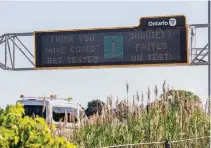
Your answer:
52;107;78;123
24;105;46;119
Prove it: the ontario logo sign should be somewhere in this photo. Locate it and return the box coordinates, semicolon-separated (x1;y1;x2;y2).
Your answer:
148;18;177;27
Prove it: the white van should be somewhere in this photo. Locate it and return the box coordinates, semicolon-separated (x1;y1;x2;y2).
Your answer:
16;95;81;128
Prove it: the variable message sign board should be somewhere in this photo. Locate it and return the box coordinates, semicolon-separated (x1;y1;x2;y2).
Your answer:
34;15;188;69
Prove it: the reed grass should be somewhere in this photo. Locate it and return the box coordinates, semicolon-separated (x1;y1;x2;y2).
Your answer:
59;82;210;148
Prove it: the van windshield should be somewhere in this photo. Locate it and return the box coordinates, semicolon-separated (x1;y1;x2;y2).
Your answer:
52;106;78;123
23;105;46;119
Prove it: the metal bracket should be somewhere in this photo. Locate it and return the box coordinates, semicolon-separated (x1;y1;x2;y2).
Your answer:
0;32;35;71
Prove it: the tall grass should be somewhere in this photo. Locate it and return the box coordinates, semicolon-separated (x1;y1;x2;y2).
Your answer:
64;82;210;148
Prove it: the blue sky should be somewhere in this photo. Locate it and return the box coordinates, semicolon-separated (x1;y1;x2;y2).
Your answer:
0;1;209;108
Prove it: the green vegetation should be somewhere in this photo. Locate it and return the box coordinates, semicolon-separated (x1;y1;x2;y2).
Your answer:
0;82;210;148
0;102;77;148
71;83;210;148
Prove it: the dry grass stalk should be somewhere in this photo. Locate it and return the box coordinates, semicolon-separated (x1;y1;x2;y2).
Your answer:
55;82;210;148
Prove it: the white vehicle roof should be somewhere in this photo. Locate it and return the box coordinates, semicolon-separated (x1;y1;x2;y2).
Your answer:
17;95;80;108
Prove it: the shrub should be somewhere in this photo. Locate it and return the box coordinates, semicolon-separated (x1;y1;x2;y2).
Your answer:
85;99;105;117
0;102;78;148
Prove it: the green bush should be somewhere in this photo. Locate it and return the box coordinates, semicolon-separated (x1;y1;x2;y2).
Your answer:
0;102;78;148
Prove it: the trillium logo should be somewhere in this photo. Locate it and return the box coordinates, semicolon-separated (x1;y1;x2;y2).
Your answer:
169;18;177;26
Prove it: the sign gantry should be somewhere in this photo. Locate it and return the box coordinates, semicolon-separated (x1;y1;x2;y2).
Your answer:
0;15;208;71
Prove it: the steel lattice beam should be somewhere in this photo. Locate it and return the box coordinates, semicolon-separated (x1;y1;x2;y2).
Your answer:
189;24;209;66
0;32;35;71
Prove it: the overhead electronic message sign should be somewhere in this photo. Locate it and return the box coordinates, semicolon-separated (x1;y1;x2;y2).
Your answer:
34;15;188;69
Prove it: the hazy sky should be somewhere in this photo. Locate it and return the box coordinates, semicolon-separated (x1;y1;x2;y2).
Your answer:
0;1;209;108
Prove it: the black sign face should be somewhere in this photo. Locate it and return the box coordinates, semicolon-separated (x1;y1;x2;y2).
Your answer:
139;15;186;29
35;25;188;69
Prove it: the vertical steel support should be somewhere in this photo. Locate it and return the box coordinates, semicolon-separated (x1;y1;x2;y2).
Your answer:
12;36;15;69
208;1;211;147
208;1;211;111
4;36;7;69
209;1;211;105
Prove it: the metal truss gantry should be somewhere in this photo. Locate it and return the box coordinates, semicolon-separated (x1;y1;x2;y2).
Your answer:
189;24;209;66
0;24;209;71
0;32;35;71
